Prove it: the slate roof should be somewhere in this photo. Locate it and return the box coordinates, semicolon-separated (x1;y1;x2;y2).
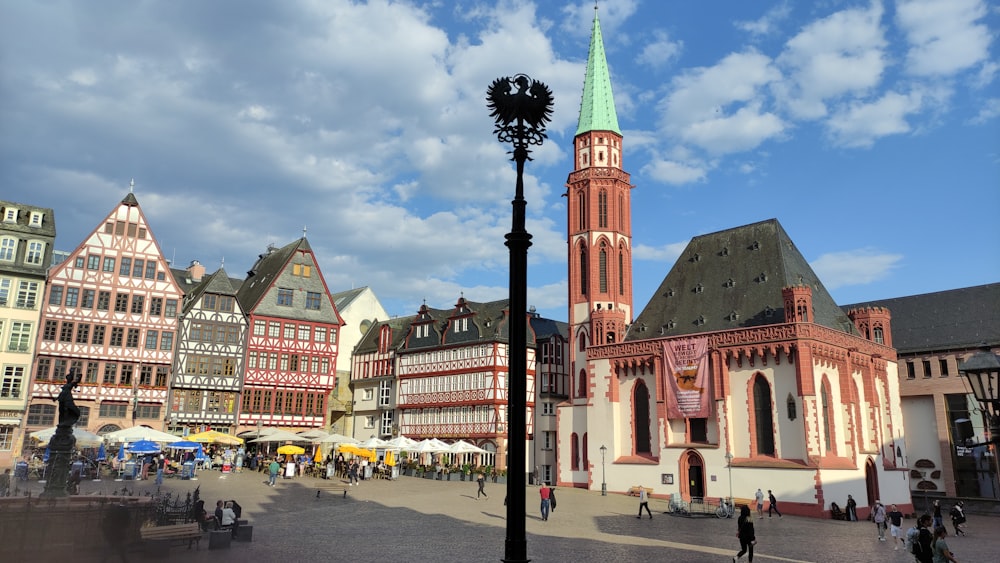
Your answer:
354;315;417;355
331;287;367;312
236;238;309;312
627;219;857;340
530;313;569;342
842;283;1000;354
180;267;240;315
0;199;56;238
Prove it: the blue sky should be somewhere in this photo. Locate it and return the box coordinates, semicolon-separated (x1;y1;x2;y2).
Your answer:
2;0;997;322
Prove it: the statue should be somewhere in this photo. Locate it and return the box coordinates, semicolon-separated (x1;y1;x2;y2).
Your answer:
56;368;83;428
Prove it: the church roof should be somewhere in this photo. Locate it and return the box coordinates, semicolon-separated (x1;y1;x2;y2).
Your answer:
843;283;1000;354
627;219;858;340
575;10;621;136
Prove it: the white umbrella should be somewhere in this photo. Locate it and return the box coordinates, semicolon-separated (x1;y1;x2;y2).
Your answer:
385;436;418;450
411;439;450;453
30;426;103;447
447;440;488;454
317;433;359;445
357;437;390;449
297;429;329;440
248;429;304;443
102;425;179;443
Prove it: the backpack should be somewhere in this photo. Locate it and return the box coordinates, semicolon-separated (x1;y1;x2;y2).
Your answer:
905;526;920;554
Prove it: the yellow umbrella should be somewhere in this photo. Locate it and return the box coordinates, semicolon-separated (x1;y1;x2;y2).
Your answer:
186;430;244;445
337;444;373;457
313;446;323;463
276;444;305;455
385;450;395;467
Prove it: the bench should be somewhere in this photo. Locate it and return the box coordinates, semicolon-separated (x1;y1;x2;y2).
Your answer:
733;497;755;510
627;486;653;497
316;484;349;498
140;523;203;551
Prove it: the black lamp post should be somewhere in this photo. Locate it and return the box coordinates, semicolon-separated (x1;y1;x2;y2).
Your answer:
958;347;1000;447
600;444;607;496
487;74;553;563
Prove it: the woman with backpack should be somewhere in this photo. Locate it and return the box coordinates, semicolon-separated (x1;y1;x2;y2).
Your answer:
949;502;967;536
733;504;756;562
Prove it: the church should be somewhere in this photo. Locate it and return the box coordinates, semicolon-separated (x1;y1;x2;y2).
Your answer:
555;11;912;518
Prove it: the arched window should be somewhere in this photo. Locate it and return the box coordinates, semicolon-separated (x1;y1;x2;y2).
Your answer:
633;380;651;454
618;194;624;229
752;376;775;456
821;379;834;453
579;246;588;295
873;326;884;344
577;193;586;230
796;299;809;322
571;432;580;470
618;250;625;295
598;190;607;228
599;242;608;293
577;368;588;398
582;433;589;469
578;331;587;352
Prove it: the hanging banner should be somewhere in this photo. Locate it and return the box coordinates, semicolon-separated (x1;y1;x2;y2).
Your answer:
663;337;711;418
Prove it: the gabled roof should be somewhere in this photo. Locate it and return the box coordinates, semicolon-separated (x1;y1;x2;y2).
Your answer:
236;238;307;312
627;219;857;340
576;9;621;136
331;287;368;311
0;199;56;238
530;314;569;341
180;267;240;315
354;315;417;355
843;283;1000;354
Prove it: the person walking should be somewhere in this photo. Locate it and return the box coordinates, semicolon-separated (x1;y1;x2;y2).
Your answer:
767;490;782;518
539;482;552;521
154;454;165;486
268;458;280;487
754;488;764;519
476;472;488;500
846;494;858;521
872;500;887;541
348;460;360;486
914;514;934;563
734;504;756;562
637;486;652;519
949;502;966;536
888;504;904;550
931;525;959;563
932;499;943;529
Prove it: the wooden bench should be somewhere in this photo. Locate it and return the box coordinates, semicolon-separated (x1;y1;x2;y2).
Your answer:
733;497;755;509
140;523;203;551
627;486;653;497
316;484;349;498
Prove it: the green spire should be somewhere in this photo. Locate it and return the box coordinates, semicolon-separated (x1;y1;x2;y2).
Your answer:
576;10;621;136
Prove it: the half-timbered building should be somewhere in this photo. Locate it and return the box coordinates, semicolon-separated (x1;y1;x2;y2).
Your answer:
530;310;569;485
167;264;247;435
237;238;342;433
27;192;185;438
557;11;911;518
0;200;55;467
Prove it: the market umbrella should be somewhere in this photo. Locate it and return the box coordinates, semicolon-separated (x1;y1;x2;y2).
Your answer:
167;441;201;450
186;430;244;445
43;446;50;462
248;429;303;443
385;436;418;450
195;444;207;460
317;433;359;445
297;429;329;440
117;443;126;461
313;446;323;463
102;425;179;443
447;440;488;454
96;443;107;461
30;426;104;447
337;444;374;457
385;450;396;467
411;439;450;453
127;440;161;454
276;444;305;455
357;437;390;449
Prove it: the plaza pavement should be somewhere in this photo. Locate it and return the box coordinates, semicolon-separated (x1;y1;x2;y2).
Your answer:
18;469;1000;562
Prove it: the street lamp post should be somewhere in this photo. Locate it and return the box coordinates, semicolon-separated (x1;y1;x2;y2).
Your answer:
487;74;554;563
958;347;1000;446
600;445;607;496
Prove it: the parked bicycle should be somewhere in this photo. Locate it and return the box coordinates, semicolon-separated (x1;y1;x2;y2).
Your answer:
716;497;735;518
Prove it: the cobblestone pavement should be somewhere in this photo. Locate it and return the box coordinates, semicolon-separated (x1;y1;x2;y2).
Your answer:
18;471;1000;562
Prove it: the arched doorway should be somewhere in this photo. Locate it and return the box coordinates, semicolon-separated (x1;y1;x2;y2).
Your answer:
865;457;880;507
681;449;706;501
633;380;651;454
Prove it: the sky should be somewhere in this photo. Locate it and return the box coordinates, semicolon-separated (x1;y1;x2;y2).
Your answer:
2;0;997;323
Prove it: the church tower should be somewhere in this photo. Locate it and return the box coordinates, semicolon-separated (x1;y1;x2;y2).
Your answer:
567;7;633;384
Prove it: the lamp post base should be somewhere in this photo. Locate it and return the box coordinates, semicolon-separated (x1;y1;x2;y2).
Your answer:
601;483;607;496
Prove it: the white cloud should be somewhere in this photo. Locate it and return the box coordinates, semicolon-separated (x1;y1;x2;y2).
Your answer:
810;248;903;289
635;30;682;69
826;90;924;147
642;158;708;185
68;68;98;86
969;98;1000;124
238;105;273;121
659;51;784;154
773;2;887;119
896;0;993;77
633;241;688;262
735;2;792;37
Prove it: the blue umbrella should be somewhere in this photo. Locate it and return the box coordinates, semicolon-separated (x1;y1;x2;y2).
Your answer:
195;444;206;460
97;443;107;461
167;440;201;450
128;440;161;454
117;443;126;461
44;446;50;462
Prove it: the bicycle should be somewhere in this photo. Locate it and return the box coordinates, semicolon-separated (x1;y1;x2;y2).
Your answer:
716;497;734;518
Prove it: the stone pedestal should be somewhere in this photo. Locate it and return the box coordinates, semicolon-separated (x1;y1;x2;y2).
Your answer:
40;426;76;498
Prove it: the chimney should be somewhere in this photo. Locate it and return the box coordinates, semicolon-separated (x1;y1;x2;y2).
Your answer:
187;260;206;283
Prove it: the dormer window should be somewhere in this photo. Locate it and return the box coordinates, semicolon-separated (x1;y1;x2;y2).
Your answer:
725;278;735;288
3;207;17;223
665;288;675;297
694;284;704;294
727;310;740;321
750;241;760;251
695;315;706;325
29;211;43;227
764;306;774;318
757;272;768;283
720;247;729;257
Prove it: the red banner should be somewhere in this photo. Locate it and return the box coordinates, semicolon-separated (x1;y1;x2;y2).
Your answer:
663;337;711;418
